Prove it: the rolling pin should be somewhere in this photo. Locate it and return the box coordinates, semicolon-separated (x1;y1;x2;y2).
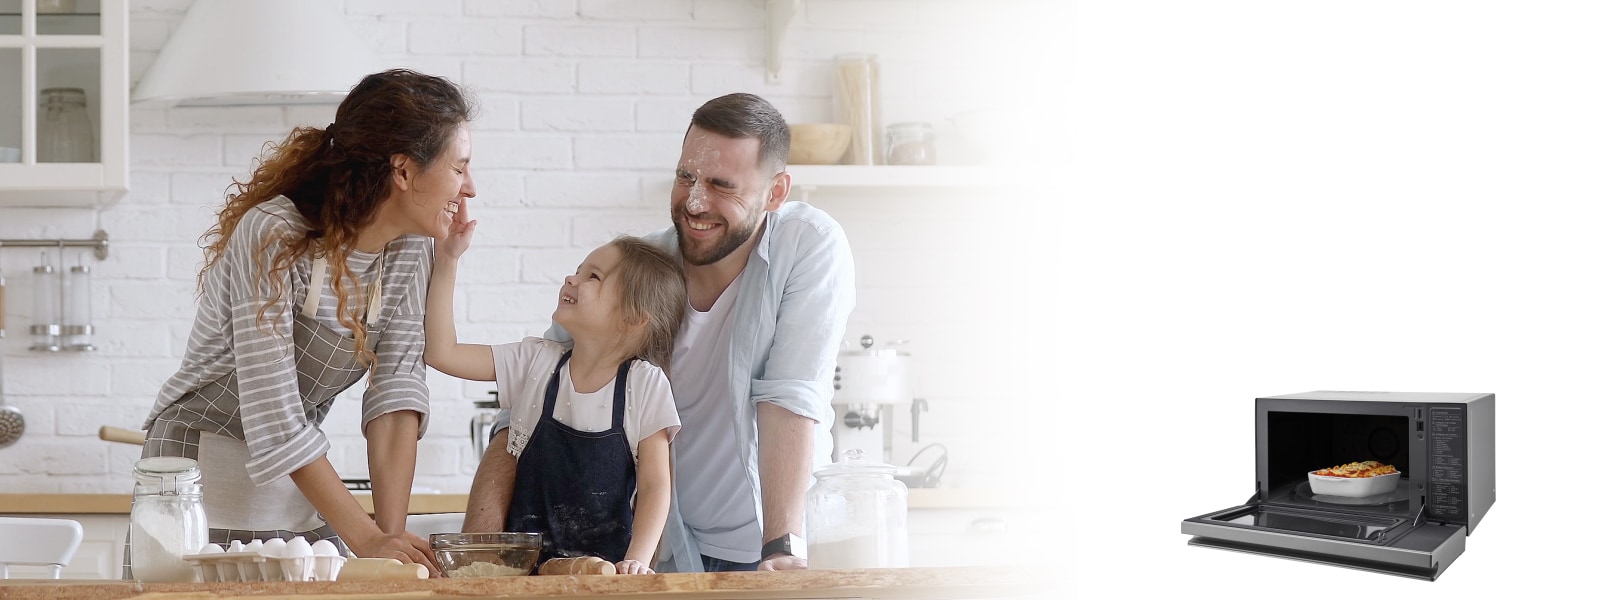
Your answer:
338;558;428;580
99;425;146;445
538;556;616;575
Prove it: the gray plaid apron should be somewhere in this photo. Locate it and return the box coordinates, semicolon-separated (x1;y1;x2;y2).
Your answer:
129;256;383;575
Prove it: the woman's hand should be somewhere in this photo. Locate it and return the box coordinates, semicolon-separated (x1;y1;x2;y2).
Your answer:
349;530;441;577
615;559;653;575
437;197;477;260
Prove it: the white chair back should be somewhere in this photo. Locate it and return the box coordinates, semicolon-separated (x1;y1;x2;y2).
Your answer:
0;517;84;579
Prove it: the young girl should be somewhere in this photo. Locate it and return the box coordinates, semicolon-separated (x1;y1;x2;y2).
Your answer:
424;200;687;575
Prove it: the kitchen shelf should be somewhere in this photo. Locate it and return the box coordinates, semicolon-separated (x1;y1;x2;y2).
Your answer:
786;165;1008;190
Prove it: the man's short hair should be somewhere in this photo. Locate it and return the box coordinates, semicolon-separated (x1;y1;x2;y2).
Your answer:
689;93;791;175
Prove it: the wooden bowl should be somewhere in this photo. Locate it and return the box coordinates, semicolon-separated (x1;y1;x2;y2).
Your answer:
788;123;852;165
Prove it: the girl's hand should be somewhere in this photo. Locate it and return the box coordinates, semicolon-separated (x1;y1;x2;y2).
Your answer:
615;559;653;574
438;197;477;260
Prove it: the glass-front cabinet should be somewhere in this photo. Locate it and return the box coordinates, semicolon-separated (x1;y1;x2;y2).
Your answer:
0;0;127;207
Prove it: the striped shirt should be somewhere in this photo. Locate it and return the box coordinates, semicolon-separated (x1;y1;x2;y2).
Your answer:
143;195;432;486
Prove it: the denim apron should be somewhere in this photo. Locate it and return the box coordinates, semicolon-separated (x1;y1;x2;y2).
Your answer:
504;352;636;564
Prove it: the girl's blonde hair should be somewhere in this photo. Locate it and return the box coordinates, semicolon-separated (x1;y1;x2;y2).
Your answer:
608;236;688;374
198;69;472;366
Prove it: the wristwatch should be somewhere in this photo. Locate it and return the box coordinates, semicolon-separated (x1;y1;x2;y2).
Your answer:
760;533;807;561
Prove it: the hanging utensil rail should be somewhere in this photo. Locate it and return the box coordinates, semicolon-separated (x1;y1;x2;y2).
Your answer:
0;230;111;260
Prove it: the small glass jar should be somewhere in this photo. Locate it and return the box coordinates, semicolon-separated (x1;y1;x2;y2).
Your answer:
130;457;207;582
805;449;909;569
30;260;60;352
886;122;937;165
832;54;882;165
62;262;94;351
38;87;95;163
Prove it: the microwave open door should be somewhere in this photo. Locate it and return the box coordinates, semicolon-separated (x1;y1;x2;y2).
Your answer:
1182;498;1465;580
1181;394;1477;580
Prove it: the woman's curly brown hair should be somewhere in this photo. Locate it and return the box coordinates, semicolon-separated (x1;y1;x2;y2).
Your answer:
198;69;473;366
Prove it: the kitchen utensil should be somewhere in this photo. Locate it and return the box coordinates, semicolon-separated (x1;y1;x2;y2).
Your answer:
99;425;146;446
429;532;542;578
0;265;22;449
538;556;616;575
788;123;852;165
337;558;426;580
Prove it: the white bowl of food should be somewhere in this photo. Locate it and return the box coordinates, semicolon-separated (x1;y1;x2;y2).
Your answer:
1307;461;1401;498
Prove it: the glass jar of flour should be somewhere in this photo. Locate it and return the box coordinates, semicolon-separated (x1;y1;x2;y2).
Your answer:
805;449;909;569
130;457;207;582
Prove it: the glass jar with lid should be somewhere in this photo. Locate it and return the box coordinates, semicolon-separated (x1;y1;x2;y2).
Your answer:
805;449;909;569
886;122;937;165
129;457;207;582
38;87;96;163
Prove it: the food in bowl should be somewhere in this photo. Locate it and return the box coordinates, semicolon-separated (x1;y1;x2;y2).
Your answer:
429;532;542;578
787;123;852;165
1308;461;1401;498
1312;461;1397;478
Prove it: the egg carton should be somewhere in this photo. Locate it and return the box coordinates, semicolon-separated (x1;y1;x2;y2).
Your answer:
181;538;346;582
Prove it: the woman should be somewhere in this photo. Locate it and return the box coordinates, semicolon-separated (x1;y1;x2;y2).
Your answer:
140;69;474;575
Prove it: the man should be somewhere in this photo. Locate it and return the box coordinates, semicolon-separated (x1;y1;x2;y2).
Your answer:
463;93;856;572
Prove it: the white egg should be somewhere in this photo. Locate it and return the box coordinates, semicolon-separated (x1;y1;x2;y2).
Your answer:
200;543;224;554
227;540;245;553
310;539;339;557
284;536;314;558
244;539;264;553
260;538;287;558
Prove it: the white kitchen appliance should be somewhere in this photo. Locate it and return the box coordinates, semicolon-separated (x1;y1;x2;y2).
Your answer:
830;335;914;465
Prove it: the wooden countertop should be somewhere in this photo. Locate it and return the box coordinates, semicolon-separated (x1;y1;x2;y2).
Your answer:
0;566;1052;600
0;489;1042;515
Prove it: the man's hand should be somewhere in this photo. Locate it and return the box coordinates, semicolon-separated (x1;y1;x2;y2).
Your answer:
757;555;808;571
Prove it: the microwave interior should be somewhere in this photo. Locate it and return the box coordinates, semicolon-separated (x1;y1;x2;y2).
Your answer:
1263;411;1414;518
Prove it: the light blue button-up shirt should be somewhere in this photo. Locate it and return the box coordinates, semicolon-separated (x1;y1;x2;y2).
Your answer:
493;200;856;571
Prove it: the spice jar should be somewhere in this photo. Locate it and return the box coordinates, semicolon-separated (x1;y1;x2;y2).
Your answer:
130;457;207;582
38;88;95;163
805;449;909;569
886;122;937;165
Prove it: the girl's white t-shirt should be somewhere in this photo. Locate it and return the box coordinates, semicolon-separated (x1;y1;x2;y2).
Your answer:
491;338;680;461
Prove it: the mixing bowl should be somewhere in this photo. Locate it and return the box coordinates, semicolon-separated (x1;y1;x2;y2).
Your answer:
788;123;852;165
429;532;542;578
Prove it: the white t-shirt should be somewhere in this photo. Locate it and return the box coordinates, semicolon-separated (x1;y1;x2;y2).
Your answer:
669;273;760;561
491;338;679;461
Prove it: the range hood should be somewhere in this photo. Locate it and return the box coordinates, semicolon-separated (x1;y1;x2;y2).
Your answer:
131;0;383;107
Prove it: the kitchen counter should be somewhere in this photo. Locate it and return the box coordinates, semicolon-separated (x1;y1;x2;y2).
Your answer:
0;566;1052;600
0;489;1042;515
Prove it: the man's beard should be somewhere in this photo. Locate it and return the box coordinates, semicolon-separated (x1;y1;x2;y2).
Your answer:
674;208;763;266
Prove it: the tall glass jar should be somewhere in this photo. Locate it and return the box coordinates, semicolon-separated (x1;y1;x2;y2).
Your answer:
832;54;881;165
805;449;909;569
38;88;95;163
130;457;207;582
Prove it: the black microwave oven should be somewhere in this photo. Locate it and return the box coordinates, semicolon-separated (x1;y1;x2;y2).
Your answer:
1181;390;1494;580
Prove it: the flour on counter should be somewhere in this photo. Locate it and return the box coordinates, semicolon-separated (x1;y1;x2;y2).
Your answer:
448;561;529;578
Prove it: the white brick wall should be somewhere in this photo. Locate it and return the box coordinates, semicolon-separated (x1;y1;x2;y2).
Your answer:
0;0;1066;493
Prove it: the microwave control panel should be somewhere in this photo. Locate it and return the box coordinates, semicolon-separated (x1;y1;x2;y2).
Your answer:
1426;406;1467;521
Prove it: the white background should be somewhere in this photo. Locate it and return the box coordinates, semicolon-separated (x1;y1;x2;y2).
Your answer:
1066;1;1600;598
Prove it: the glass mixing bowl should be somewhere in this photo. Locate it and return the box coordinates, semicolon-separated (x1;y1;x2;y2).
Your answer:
429;532;542;578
